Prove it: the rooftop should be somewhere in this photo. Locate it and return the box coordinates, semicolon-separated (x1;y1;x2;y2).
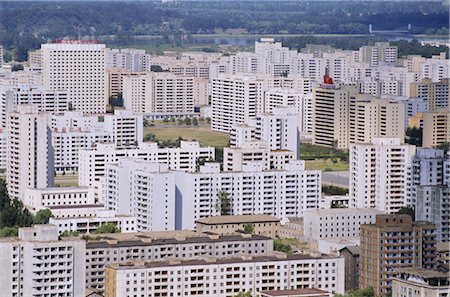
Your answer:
107;253;339;270
396;267;450;280
305;208;383;216
196;215;280;225
86;231;271;249
259;288;330;297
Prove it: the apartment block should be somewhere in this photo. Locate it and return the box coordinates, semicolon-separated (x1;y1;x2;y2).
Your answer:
104;159;176;231
410;78;449;111
49;209;137;235
359;42;398;67
195;215;281;237
105;48;151;72
422;109;450;148
350;138;416;213
0;225;86;297
211;74;273;132
6;105;54;200
312;82;357;149
85;231;273;291
349;99;405;145
104;253;345;297
104;109;143;147
42;42;107;114
392;268;450;297
223;141;294;172
359;214;437;296
176;161;321;230
123;72;195;115
78;141;214;188
303;208;384;242
0;85;69;128
106;68;146;99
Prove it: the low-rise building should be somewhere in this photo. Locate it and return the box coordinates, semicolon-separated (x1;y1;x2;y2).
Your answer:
49;209;137;235
392;267;450;297
195;215;281;237
104;253;345;296
303;208;383;242
23;186;96;211
258;288;331;297
85;231;273;291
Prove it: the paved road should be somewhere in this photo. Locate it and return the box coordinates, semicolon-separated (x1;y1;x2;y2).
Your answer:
321;171;349;188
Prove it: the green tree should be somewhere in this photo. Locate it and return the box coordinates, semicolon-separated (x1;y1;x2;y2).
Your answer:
436;142;449;153
192;117;198;127
215;191;232;215
184;117;192;126
93;223;120;234
60;230;80;237
234;292;252;297
33;209;53;224
144;133;158;142
0;226;18;237
322;185;349;195
396;206;415;219
243;224;254;234
273;239;293;255
405;127;422;146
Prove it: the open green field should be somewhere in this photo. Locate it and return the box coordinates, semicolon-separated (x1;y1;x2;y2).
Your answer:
145;127;230;148
305;159;349;171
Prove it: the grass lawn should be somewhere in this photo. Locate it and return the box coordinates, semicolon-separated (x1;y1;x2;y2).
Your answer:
305;159;349;171
145;127;230;148
54;174;78;187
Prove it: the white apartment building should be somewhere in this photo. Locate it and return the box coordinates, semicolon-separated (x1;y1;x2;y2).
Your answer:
0;85;68;128
6;105;53;200
0;130;6;171
78;141;214;188
104;253;345;296
359;42;398;67
52;127;111;174
350;138;416;213
85;231;273;291
176;161;321;230
104;159;176;231
22;186;95;211
255;108;300;159
49;209;137;235
211;74;274;132
41;42;107;113
0;225;86;297
303;208;384;242
223;141;294;172
105;48;151;72
123;72;195;115
104;109;143;147
106;68;146;99
412;148;450;242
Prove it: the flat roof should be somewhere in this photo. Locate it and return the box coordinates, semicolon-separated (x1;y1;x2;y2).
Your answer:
107;253;339;270
396;267;450;279
259;288;330;297
305;208;384;216
86;232;271;249
196;215;280;225
47;204;104;210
